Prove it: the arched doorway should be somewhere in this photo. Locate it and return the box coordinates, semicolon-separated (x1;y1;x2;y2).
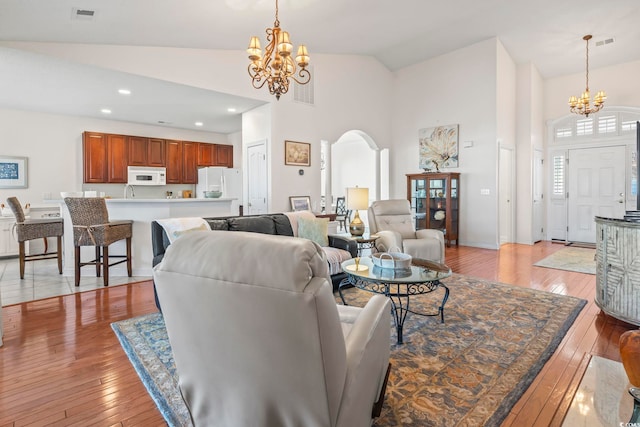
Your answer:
325;130;388;232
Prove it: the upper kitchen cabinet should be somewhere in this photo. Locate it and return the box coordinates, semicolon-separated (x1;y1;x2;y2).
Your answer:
165;140;183;184
182;142;198;183
197;143;217;167
128;136;166;167
148;138;166;167
216;144;233;168
83;132;108;183
107;134;128;183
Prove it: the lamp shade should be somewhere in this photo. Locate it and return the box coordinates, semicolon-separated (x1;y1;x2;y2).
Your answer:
347;187;369;210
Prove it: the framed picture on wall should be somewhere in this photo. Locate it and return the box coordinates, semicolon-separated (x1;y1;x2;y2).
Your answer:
0;156;28;189
290;196;311;211
285;140;311;166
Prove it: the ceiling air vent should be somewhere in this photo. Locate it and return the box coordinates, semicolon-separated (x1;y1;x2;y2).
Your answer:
595;37;615;47
71;8;96;20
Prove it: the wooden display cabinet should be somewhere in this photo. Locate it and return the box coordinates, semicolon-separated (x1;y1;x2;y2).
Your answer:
406;172;460;246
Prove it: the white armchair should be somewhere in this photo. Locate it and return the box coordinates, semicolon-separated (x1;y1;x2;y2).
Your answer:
154;230;391;427
368;199;445;263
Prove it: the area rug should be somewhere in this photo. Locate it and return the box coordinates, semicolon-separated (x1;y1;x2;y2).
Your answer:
533;246;596;275
112;274;587;427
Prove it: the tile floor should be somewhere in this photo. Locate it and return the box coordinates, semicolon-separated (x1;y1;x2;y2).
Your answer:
0;257;150;306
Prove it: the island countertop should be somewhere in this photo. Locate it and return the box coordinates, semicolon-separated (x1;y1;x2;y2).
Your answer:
57;197;236;277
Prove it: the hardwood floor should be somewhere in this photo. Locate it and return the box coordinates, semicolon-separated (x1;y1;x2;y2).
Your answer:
0;241;635;426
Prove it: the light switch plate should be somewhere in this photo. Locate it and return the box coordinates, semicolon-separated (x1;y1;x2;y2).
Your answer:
480;189;490;195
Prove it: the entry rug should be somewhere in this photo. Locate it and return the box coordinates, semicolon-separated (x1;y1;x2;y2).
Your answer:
112;274;586;427
534;246;596;275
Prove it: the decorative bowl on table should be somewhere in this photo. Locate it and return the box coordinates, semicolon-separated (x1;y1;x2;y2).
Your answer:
371;252;412;269
204;191;222;198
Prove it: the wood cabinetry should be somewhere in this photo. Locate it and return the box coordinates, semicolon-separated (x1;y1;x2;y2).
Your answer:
182;142;198;183
197;143;233;168
165;140;183;184
148;138;166;167
83;132;108;183
406;172;460;246
107;134;128;183
83;131;232;184
128;137;166;167
216;144;233;167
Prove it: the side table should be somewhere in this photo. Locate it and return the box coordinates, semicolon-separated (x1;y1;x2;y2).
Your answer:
351;234;379;257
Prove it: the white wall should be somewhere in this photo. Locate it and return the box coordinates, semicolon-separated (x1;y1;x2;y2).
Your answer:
391;38;500;248
0;108;228;205
515;63;544;244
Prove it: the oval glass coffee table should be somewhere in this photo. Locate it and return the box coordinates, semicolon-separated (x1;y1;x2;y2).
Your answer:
339;257;452;344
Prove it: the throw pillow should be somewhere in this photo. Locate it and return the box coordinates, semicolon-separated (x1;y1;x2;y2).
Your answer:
298;217;329;247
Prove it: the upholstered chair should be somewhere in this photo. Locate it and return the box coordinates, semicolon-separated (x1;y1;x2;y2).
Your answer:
6;196;63;279
368;199;445;263
64;197;132;286
154;231;391;427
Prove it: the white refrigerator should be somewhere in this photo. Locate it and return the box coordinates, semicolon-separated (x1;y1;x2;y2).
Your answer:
196;167;243;215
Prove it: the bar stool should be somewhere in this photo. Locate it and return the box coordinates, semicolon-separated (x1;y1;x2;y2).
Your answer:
6;197;63;279
64;197;133;287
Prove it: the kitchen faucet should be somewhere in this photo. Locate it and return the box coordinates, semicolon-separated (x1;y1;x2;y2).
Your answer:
124;184;135;199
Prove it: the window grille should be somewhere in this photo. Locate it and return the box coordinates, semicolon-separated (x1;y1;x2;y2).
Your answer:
621;120;638;132
598;115;616;134
555;127;572;138
576;118;593;136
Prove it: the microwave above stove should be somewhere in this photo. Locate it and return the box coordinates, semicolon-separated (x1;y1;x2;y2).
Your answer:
127;166;166;186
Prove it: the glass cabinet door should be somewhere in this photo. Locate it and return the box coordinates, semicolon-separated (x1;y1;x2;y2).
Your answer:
428;178;447;233
410;178;427;229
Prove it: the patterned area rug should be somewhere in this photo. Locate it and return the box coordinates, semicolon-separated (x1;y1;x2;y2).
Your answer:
112;274;586;427
533;247;596;275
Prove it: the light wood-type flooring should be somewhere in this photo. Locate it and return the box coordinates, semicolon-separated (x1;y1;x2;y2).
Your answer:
0;241;635;426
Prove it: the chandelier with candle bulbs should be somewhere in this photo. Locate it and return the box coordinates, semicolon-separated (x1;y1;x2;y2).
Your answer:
247;0;311;100
568;35;606;117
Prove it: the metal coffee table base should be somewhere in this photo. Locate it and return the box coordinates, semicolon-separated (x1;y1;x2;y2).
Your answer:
339;277;450;345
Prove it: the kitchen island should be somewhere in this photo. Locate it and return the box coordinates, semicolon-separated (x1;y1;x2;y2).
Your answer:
59;198;236;278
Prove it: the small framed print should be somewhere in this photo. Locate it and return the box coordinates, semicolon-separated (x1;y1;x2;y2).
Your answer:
285;140;311;166
289;196;311;212
0;156;28;189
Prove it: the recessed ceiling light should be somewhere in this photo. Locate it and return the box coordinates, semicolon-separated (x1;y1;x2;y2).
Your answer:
227;108;237;113
118;89;131;95
195;122;204;127
101;108;112;114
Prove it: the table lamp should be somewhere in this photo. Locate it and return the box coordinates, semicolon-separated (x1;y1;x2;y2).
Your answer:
347;186;369;236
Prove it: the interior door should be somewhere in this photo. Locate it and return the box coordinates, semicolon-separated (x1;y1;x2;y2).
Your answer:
247;141;268;215
567;146;626;243
499;146;514;245
532;150;544;242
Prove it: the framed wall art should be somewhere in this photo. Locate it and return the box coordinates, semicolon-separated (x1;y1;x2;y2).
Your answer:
418;124;459;171
289;196;311;211
0;155;28;189
285;140;311;166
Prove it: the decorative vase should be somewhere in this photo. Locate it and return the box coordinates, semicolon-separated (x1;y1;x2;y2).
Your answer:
620;329;640;387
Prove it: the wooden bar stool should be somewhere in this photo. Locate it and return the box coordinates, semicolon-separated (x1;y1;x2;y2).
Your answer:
64;197;133;287
6;197;63;279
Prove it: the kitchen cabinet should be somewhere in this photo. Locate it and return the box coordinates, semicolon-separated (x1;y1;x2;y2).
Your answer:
83;131;232;184
128;136;148;166
83;132;108;183
182;142;198;183
406;172;459;246
197;143;217;167
148;138;166;167
128;137;165;167
216;144;233;167
107;134;128;183
165;140;183;184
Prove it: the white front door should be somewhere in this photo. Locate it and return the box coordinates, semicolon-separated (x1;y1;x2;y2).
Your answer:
567;145;626;243
532;150;544;242
247;141;268;215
